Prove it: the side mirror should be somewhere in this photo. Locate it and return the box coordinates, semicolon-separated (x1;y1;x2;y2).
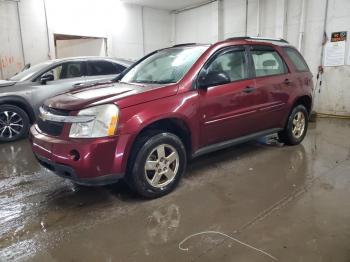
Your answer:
198;70;231;89
40;73;54;84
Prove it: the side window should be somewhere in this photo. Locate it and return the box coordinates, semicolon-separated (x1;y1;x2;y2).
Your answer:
60;62;84;79
42;64;63;81
113;63;126;74
87;61;120;76
251;48;287;77
284;47;309;72
206;50;248;82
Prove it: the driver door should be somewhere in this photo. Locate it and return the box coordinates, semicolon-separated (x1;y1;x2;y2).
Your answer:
198;46;260;146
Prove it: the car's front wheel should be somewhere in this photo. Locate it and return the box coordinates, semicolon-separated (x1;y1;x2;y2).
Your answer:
127;130;187;198
278;104;308;145
0;105;30;142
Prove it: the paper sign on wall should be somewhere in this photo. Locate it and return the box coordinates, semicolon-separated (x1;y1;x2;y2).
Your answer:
324;41;346;67
331;31;347;42
347;42;350;65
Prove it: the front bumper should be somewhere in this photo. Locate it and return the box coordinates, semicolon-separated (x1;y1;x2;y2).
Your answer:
30;125;130;186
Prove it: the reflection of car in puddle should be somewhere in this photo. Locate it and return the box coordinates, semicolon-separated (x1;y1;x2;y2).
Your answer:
0;140;40;178
147;204;180;243
187;137;308;192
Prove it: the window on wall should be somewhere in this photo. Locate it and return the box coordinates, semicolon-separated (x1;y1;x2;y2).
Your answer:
251;48;287;77
206;50;248;82
283;47;309;72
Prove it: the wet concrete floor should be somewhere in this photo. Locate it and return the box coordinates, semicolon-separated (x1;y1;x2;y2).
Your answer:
0;118;350;261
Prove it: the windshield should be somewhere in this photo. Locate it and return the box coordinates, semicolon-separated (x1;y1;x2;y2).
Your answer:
9;61;53;82
121;46;208;84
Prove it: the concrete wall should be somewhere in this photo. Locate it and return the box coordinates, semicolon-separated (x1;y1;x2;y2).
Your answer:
175;2;219;43
1;0;349;115
0;1;25;79
173;0;350;115
0;0;172;79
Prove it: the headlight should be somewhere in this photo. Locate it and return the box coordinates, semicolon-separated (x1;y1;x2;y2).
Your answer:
69;104;119;138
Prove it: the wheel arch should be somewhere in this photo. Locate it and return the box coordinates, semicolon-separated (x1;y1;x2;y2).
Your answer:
124;117;192;174
292;95;312;115
0;96;35;123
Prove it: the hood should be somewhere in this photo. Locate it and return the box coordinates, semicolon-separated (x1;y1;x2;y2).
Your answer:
0;80;17;87
45;82;179;111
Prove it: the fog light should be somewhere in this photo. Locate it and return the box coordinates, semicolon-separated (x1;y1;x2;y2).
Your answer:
69;150;80;161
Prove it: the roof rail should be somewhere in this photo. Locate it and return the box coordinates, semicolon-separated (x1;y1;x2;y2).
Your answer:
226;36;289;44
172;43;198;47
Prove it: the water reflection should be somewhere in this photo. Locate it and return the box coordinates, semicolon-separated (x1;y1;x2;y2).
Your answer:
147;204;181;243
0;140;40;178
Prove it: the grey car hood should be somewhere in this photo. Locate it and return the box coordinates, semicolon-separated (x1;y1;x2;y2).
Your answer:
0;80;17;87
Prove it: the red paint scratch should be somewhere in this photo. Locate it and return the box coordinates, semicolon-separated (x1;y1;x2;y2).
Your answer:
0;55;21;70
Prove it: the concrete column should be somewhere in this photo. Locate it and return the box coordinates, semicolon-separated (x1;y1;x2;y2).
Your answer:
275;0;288;39
218;0;224;41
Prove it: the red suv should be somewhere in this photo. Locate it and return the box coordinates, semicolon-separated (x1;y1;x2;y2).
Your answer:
30;37;313;198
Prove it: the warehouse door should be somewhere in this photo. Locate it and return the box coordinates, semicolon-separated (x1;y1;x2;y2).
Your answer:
55;34;107;58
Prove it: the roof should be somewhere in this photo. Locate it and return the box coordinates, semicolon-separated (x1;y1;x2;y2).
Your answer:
223;36;291;46
48;56;134;67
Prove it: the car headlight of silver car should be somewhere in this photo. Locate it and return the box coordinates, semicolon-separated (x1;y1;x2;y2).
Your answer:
69;104;119;138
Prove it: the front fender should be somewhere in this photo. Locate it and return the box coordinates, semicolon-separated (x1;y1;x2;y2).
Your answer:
0;95;35;122
117;91;200;170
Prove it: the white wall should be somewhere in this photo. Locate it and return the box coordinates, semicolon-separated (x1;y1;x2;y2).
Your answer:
315;0;350;115
0;0;172;79
1;0;349;115
18;0;49;65
173;0;350;115
175;2;219;44
44;0;173;61
143;7;173;54
0;1;25;79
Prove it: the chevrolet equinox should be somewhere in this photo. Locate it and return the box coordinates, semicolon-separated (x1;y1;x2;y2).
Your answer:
30;37;313;198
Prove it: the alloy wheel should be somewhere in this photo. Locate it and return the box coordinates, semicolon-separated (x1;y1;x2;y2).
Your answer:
144;144;179;188
292;111;305;139
0;111;24;139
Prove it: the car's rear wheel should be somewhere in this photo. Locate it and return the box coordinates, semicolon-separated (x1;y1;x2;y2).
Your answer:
127;130;187;198
0;105;30;142
278;104;308;145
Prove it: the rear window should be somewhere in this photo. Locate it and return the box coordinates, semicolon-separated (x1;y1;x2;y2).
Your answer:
284;48;309;72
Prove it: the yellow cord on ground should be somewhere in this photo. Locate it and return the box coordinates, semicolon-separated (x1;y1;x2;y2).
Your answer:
316;113;350;120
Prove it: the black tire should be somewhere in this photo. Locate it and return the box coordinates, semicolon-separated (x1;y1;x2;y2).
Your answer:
0;104;30;142
278;105;308;145
126;130;187;199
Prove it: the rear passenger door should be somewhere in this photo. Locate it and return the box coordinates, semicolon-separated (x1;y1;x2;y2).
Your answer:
248;45;291;130
85;60;125;84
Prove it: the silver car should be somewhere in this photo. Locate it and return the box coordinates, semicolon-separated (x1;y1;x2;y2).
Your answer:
0;56;133;142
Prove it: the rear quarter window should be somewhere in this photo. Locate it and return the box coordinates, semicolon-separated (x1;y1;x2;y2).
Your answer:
283;47;309;72
251;47;288;77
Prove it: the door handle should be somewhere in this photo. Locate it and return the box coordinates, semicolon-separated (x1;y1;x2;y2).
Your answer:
73;82;84;87
284;78;291;85
243;86;256;93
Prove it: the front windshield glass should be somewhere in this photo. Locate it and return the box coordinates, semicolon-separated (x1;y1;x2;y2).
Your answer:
121;46;208;84
9;61;53;82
